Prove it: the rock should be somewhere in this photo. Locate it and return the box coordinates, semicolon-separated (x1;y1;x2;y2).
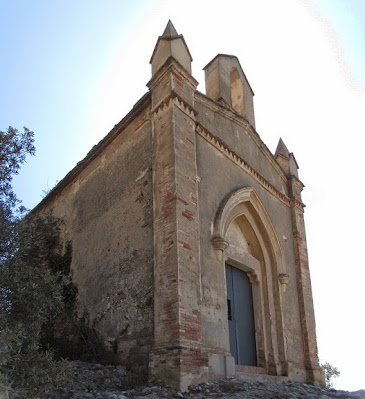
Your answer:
10;361;364;399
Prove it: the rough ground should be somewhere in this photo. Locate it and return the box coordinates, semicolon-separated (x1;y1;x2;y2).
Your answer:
13;361;365;399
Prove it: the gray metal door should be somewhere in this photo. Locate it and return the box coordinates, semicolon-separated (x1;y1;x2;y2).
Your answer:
226;264;257;366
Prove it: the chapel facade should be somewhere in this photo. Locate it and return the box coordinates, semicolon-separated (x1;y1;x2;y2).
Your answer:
35;22;324;390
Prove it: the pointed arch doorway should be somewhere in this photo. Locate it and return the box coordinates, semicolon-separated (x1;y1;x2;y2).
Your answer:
226;263;257;366
212;187;288;375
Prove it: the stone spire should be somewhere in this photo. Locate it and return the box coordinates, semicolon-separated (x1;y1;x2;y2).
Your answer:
275;138;299;178
162;20;178;38
275;138;290;159
150;20;193;76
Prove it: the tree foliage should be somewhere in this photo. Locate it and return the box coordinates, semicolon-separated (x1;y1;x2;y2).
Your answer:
0;126;71;398
320;361;340;389
0;126;35;208
0;127;35;265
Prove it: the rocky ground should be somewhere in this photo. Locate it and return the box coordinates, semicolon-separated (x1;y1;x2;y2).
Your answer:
13;361;365;399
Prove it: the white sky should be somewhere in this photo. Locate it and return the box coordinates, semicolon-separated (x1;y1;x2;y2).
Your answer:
1;0;364;391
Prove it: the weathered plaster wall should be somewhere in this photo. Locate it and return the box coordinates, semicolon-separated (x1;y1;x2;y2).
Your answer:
195;94;287;196
39;106;154;375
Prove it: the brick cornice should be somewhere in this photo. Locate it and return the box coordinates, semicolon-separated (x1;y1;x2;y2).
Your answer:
151;92;197;120
196;123;294;208
290;197;305;211
147;56;198;92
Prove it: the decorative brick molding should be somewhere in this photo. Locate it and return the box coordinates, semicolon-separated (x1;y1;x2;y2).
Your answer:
195;92;288;183
152;92;197;120
290;197;305;211
196;124;303;210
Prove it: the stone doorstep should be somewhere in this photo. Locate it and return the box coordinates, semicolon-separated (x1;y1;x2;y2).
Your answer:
235;365;267;375
235;365;289;383
235;370;290;384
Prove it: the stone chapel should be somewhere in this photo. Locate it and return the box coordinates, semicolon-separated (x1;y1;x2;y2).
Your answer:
34;21;324;390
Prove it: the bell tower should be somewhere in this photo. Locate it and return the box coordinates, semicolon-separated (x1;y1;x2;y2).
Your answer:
204;54;256;127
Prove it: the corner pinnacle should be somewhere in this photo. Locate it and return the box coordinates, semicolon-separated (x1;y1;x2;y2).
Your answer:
275;138;290;159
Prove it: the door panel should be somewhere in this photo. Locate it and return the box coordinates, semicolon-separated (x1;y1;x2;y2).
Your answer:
226;264;257;366
225;265;238;361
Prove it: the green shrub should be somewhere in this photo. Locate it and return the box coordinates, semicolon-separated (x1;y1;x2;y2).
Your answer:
0;126;74;397
0;214;73;397
320;361;340;389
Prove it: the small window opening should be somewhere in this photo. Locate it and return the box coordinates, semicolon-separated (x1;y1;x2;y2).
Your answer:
230;68;245;116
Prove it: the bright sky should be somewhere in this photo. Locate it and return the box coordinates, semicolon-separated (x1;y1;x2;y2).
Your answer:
1;0;364;392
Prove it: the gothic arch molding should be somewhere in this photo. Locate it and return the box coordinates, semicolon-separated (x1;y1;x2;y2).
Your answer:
212;188;286;272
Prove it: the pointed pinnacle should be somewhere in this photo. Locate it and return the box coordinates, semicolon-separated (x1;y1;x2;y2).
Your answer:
162;20;179;38
275;138;290;159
